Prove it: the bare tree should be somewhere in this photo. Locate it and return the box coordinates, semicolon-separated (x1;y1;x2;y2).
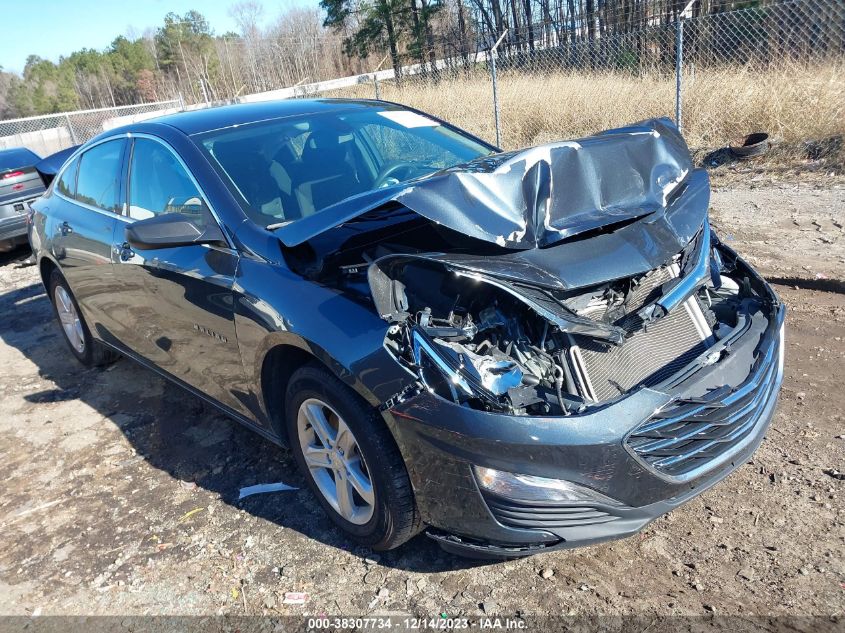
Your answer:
229;0;266;91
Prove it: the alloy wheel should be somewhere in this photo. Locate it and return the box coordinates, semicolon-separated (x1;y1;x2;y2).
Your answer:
296;397;375;525
54;285;85;354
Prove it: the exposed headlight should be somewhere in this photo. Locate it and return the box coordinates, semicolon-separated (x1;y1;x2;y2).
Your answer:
414;332;473;402
473;465;624;506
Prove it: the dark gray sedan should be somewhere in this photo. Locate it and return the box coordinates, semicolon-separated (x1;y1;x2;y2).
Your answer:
28;99;784;558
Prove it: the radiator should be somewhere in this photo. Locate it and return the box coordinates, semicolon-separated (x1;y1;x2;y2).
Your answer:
568;266;712;402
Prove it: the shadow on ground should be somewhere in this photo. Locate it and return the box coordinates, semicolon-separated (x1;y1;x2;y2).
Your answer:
769;276;845;295
0;266;490;574
0;243;33;267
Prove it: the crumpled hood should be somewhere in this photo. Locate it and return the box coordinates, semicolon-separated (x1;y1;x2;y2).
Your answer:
389;117;692;249
275;117;695;251
406;168;709;290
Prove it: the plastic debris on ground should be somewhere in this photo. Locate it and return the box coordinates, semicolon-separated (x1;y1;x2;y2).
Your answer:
238;482;299;500
282;591;309;605
177;507;204;523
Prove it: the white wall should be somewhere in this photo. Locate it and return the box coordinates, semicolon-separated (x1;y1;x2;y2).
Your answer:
0;127;73;157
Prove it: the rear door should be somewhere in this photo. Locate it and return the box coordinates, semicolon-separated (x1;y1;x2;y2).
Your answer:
109;135;245;413
49;139;127;339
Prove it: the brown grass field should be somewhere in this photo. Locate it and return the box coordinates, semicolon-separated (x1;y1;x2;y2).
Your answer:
328;62;845;163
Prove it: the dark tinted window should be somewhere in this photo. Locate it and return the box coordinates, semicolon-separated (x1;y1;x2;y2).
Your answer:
128;138;205;224
75;140;124;212
56;157;78;198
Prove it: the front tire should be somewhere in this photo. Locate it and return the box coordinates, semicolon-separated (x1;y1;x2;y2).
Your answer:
285;363;421;550
48;269;119;367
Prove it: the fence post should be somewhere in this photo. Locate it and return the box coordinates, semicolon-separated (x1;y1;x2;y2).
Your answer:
65;114;78;145
371;53;390;101
675;18;683;131
489;29;508;149
675;0;696;132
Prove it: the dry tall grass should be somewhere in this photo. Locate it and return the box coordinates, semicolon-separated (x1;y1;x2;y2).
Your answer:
329;62;845;155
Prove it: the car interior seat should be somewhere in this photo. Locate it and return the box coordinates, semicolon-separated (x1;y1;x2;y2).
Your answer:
213;137;297;222
292;129;369;217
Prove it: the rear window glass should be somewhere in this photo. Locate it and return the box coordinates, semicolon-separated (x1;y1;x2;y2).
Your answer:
0;148;39;172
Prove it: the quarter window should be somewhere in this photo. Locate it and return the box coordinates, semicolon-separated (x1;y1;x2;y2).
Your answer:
75;140;125;213
128;138;205;224
56;157;78;198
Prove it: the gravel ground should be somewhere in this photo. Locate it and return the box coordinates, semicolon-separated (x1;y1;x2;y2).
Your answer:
0;182;843;620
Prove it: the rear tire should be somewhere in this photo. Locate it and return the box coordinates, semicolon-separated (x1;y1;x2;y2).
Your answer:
285;363;421;550
48;269;119;367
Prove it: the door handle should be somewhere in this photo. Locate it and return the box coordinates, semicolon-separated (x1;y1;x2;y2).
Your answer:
60;221;73;236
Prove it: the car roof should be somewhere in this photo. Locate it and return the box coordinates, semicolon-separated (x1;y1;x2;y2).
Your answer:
150;98;406;137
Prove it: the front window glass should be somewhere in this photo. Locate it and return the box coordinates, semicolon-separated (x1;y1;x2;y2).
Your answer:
195;107;492;228
128;138;205;225
75;139;124;213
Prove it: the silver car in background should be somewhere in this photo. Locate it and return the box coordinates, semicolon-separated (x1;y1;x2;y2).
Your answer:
0;147;45;252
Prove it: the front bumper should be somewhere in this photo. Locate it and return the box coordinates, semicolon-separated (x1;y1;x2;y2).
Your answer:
384;280;784;557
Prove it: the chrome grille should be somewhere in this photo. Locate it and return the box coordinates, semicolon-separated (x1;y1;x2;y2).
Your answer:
626;330;781;480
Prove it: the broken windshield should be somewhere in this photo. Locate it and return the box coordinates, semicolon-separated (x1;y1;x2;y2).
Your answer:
194;107;493;229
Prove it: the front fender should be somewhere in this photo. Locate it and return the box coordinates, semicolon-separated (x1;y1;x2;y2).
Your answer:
233;256;414;425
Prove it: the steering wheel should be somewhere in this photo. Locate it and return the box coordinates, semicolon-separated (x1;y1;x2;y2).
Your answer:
373;161;423;189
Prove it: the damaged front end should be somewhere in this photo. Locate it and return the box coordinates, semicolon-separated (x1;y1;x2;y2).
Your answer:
333;118;781;436
277;116;784;554
279;117;782;434
369;226;779;425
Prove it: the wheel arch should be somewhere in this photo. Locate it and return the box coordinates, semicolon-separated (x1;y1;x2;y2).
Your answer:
260;343;315;444
38;255;59;290
256;336;386;445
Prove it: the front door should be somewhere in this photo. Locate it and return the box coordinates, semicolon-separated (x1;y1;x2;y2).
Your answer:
108;136;246;415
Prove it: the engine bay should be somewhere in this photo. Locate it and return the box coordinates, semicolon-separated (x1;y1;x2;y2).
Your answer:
279;195;776;418
368;234;772;416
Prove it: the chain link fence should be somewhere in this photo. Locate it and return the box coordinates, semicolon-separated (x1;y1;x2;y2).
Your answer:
679;0;845;149
0;100;181;157
319;0;844;154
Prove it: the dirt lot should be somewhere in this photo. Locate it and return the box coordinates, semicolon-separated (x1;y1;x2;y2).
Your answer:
0;182;843;620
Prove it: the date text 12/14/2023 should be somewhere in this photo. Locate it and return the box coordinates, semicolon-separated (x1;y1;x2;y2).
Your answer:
307;617;528;630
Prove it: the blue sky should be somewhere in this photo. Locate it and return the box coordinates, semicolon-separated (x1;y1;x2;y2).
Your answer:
0;0;295;74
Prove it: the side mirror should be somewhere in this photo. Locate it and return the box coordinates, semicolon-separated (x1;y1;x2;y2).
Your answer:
124;213;227;250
